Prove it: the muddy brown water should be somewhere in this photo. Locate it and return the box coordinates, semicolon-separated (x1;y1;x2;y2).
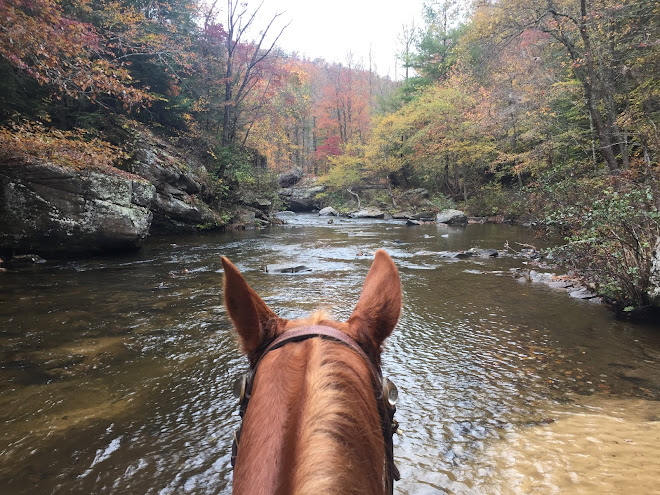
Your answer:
1;215;659;494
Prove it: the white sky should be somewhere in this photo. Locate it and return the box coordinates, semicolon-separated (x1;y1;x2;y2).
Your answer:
257;0;428;79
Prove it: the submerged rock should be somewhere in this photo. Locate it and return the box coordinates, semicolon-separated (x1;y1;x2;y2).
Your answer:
7;254;47;264
513;269;601;302
467;248;499;258
265;264;311;274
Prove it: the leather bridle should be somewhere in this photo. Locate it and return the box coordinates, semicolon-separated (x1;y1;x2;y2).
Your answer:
231;324;401;494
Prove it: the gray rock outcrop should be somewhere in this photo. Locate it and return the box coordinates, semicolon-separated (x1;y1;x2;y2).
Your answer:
129;135;222;233
436;209;468;225
0;125;232;256
277;168;303;188
279;184;326;211
0;161;154;255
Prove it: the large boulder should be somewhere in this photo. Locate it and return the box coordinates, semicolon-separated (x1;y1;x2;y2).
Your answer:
349;208;386;219
279;184;326;211
436;209;468;225
319;206;339;216
0;161;154;255
277;168;303;188
649;236;660;307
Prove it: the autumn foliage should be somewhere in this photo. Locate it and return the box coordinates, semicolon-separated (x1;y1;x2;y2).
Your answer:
0;0;150;107
0;121;128;174
0;0;658;310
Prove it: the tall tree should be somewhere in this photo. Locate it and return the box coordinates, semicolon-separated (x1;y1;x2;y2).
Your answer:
413;0;464;81
470;0;659;172
397;21;417;81
205;0;287;153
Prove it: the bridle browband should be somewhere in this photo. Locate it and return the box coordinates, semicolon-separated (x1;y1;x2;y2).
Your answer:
231;324;401;494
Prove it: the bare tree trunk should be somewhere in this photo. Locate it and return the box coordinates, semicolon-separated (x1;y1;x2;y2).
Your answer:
347;188;361;210
578;0;619;173
218;0;288;156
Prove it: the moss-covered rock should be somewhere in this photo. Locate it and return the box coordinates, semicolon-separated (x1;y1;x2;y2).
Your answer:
0;161;154;255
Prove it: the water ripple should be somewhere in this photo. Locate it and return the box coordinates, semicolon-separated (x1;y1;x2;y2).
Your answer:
0;217;659;494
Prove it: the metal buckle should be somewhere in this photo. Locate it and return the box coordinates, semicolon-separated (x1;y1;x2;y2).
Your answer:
382;377;398;407
233;374;248;403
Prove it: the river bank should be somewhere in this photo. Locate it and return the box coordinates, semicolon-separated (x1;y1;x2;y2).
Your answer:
2;147;659;322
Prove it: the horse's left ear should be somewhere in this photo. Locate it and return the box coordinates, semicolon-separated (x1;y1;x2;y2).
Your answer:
222;257;285;361
348;249;402;348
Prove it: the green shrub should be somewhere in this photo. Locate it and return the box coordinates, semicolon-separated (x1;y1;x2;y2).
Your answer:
463;183;529;219
209;145;280;212
546;180;660;311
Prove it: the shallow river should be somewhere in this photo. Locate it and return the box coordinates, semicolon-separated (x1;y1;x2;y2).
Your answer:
1;215;659;494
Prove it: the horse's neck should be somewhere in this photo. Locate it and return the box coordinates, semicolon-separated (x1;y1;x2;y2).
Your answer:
233;339;386;495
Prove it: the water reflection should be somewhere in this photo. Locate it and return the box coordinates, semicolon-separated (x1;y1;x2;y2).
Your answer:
1;215;659;494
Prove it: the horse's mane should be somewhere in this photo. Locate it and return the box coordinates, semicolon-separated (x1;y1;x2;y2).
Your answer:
234;314;385;494
292;337;384;494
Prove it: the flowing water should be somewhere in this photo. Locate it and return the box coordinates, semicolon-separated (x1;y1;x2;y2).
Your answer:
1;215;659;494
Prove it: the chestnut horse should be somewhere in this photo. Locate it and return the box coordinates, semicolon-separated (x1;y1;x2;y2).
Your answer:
222;249;402;495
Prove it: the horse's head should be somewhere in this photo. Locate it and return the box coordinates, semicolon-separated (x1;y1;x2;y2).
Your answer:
222;249;402;494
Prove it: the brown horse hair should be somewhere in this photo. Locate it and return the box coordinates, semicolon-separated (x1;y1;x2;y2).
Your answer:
223;250;401;495
233;333;385;494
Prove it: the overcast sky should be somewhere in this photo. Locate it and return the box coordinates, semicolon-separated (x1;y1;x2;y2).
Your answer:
255;0;428;79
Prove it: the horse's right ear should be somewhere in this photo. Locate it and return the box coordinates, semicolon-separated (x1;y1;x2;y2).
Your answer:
348;249;402;350
222;257;284;360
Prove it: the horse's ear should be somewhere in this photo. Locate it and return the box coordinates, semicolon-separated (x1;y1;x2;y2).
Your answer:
348;249;401;347
222;257;284;358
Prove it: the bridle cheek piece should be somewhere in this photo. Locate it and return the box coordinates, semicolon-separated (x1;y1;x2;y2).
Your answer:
230;325;401;493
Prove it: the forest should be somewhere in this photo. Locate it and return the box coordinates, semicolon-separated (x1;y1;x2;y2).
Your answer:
0;0;659;316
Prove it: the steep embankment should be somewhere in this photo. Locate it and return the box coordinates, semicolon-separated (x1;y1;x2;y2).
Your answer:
0;124;225;256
